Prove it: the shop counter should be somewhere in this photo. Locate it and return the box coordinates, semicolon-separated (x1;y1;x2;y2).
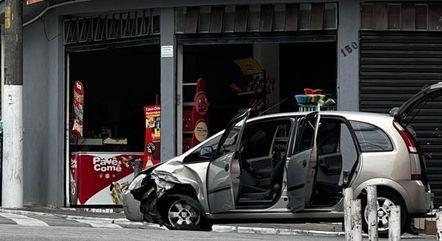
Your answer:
69;152;143;206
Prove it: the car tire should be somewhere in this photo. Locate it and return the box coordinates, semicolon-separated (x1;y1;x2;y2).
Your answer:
160;194;212;231
361;189;407;238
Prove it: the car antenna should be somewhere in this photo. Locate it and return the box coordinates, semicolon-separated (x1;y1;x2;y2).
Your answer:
258;97;288;116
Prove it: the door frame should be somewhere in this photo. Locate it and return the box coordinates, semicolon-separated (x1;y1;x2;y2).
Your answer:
233;117;297;209
319;115;362;189
64;38;160;207
206;110;250;213
307;115;362;208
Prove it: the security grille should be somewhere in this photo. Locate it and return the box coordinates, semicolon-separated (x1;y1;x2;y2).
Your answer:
175;3;338;34
361;2;442;31
64;9;160;45
360;31;442;205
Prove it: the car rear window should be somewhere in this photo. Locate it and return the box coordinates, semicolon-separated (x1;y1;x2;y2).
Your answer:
350;121;393;152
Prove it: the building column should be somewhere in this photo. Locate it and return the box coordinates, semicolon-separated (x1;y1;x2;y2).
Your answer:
2;0;24;208
160;8;176;161
337;0;360;111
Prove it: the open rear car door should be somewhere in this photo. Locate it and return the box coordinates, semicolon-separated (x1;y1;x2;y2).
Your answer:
286;112;320;211
392;82;442;189
207;109;250;213
393;82;442;123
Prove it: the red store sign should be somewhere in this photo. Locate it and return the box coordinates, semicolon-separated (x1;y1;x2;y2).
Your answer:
69;152;143;206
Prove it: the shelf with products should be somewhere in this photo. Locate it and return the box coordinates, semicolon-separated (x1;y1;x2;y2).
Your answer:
182;78;209;152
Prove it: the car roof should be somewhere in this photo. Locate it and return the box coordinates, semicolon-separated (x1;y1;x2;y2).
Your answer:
248;111;393;124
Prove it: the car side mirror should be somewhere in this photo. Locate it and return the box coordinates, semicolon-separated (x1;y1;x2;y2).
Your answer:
199;146;214;159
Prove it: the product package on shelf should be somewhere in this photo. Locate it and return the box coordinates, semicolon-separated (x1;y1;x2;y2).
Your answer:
182;78;209;152
143;105;161;168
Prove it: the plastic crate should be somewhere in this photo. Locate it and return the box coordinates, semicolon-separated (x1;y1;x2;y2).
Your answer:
298;105;336;112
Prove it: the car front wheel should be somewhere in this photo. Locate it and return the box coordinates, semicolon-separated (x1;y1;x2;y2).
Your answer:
161;194;211;231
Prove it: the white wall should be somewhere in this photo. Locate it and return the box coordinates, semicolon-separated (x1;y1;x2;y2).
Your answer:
337;0;360;111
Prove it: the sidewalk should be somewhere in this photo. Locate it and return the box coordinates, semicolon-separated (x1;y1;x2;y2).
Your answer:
11;206;126;219
6;206;342;231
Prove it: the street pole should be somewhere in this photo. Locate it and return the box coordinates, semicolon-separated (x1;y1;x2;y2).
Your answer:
436;208;442;241
351;199;363;241
1;0;23;208
389;206;401;241
367;185;379;241
343;188;353;241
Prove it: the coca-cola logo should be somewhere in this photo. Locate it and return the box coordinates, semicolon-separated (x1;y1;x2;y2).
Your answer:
145;106;160;112
93;156;122;173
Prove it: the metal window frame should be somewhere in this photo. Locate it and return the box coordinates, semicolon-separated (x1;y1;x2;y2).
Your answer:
64;9;160;45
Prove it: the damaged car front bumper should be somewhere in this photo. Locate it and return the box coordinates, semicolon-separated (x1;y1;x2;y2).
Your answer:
129;160;208;226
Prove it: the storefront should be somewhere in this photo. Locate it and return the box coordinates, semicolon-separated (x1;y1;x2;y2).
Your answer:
359;2;442;206
15;0;363;207
175;3;339;153
64;10;161;206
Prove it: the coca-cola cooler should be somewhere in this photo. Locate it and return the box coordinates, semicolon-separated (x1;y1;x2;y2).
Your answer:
69;152;143;206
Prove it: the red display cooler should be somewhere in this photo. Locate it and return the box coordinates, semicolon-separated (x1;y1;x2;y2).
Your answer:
69;152;143;206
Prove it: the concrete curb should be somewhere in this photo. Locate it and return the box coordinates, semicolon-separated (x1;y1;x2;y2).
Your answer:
0;208;345;237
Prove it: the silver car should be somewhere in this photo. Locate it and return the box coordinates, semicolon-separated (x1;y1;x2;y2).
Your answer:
124;82;440;236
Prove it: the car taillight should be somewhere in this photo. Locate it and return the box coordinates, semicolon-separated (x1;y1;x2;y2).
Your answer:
411;174;422;181
393;121;423;181
393;121;418;154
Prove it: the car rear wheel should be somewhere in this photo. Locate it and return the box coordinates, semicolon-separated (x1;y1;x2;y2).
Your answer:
161;194;212;231
361;189;407;238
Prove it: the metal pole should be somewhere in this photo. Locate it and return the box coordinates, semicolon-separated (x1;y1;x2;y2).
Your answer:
351;199;363;241
367;186;379;241
389;206;401;241
343;188;353;241
437;209;442;241
1;0;23;208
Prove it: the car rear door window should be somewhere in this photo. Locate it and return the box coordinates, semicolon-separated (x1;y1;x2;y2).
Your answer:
294;118;315;154
350;121;393;152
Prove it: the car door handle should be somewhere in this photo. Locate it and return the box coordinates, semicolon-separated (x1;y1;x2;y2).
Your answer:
302;159;307;167
224;163;230;172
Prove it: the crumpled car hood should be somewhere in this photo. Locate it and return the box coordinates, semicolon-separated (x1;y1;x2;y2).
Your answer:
151;158;206;203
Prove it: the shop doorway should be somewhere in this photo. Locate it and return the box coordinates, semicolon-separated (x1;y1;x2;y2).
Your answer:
179;41;337;153
69;45;160;152
66;44;160;206
279;42;337;112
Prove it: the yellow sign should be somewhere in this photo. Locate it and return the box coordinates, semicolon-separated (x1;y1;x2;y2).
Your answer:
5;7;11;29
194;121;208;142
234;58;263;75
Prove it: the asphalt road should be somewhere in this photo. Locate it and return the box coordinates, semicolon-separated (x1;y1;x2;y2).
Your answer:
0;224;436;241
0;209;434;241
0;224;345;241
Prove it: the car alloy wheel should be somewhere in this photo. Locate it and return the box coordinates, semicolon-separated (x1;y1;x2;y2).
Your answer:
364;196;395;232
167;199;201;228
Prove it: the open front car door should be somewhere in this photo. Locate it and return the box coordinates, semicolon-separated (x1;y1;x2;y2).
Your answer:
286;112;320;212
207;109;250;213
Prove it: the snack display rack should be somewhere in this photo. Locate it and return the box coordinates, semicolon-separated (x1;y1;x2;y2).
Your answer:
295;88;336;112
298;104;336;112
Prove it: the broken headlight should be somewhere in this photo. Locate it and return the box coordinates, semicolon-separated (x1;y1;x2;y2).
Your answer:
128;174;147;191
